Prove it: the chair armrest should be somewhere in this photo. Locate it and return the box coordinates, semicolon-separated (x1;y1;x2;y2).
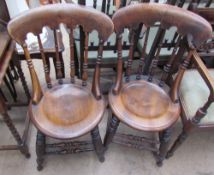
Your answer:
192;50;214;99
190;50;214;123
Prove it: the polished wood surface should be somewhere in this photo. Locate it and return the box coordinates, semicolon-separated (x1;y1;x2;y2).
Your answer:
109;80;179;131
104;3;212;167
30;79;105;139
7;3;113;170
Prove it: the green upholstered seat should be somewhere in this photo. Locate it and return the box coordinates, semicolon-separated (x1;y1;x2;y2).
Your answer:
179;69;214;125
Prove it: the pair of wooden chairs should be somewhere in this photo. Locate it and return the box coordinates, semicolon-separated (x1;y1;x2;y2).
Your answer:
7;3;212;170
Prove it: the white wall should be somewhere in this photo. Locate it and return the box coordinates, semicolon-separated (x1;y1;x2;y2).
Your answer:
5;0;29;18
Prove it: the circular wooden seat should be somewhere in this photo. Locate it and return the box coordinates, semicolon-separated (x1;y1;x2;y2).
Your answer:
29;81;105;139
109;80;180;131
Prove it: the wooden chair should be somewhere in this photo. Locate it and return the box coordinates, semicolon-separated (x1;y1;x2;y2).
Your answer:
7;4;113;170
166;7;214;159
104;3;212;166
0;0;30;157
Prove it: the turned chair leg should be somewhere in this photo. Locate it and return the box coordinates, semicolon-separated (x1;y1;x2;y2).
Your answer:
13;57;31;101
2;112;30;158
156;127;172;167
104;115;120;149
91;126;105;162
0;96;30;158
36;131;46;171
166;129;188;159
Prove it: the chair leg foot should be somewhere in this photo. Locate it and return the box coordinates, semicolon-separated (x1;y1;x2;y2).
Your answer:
98;155;105;163
20;144;31;158
25;152;31;159
91;126;105;163
166;130;188;159
36;131;46;171
104;115;120;149
37;164;43;171
166;151;173;159
156;160;163;167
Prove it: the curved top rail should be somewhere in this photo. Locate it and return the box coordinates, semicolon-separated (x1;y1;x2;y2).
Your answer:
112;3;212;47
8;3;114;45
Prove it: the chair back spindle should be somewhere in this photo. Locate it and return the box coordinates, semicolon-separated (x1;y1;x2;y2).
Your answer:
22;44;43;104
147;30;166;82
159;35;182;87
125;32;135;82
37;34;52;88
82;32;89;86
53;29;63;84
136;26;150;80
92;40;104;99
69;29;75;83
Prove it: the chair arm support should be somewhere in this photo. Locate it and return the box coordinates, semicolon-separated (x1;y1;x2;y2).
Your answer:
170;50;193;103
192;50;214;99
190;50;214;123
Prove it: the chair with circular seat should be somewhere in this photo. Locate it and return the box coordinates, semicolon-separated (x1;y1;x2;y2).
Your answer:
7;4;113;170
104;3;212;166
166;7;214;159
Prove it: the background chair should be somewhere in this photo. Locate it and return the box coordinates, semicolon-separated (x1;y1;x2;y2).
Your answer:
0;0;30;157
8;4;113;170
0;0;31;103
166;8;214;159
104;3;212;167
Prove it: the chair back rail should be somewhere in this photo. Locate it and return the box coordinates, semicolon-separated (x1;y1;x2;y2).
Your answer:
113;3;211;46
8;4;114;103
